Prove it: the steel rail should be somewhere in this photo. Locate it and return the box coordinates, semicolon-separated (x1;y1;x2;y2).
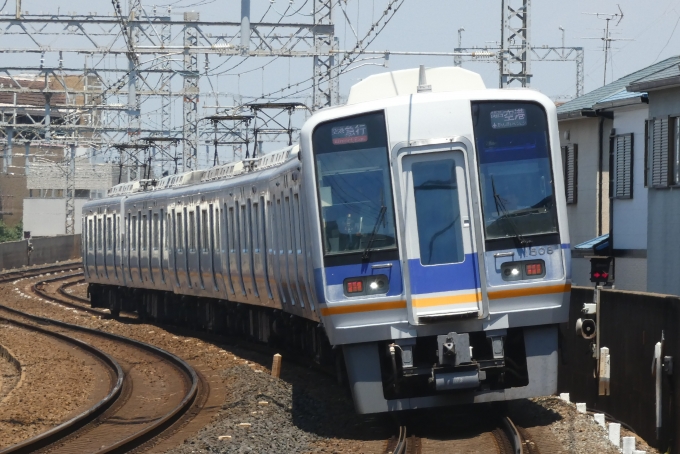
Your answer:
0;262;82;285
0;317;124;454
393;426;407;454
0;265;200;454
501;416;525;454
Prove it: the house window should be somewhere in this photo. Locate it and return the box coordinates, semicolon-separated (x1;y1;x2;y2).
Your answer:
614;134;633;199
563;144;578;204
647;118;670;188
673;117;680;185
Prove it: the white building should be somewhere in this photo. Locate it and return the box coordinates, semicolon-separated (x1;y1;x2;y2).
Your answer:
23;162;117;237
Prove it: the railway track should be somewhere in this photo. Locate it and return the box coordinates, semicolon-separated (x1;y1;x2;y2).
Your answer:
0;264;204;453
385;414;531;454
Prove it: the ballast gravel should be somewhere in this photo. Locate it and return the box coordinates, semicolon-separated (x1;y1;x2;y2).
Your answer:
0;269;663;453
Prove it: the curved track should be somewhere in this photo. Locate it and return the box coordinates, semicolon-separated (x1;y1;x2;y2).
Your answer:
0;264;202;454
0;316;124;453
386;415;530;454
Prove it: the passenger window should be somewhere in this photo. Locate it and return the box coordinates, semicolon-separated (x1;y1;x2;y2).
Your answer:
294;194;303;254
106;217;112;250
229;207;235;251
252;202;260;251
214;207;220;251
412;158;464;265
166;213;171;249
142;214;148;251
189;211;196;251
153;213;159;250
240;204;247;252
88;219;93;251
201;209;209;252
97;218;103;250
176;212;183;252
131;215;138;251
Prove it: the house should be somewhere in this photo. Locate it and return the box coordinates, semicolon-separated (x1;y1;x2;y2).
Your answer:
626;63;680;296
556;56;680;291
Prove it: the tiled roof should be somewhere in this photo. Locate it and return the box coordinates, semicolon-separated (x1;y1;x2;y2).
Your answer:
627;63;680;91
557;55;680;119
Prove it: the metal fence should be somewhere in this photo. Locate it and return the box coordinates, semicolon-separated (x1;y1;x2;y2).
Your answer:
559;287;679;451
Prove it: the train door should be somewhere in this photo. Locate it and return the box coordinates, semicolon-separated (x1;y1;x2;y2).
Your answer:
231;202;246;297
277;195;293;305
241;200;256;299
95;215;104;280
252;196;273;303
399;148;484;324
104;214;114;280
150;209;162;285
294;190;316;311
169;208;182;289
198;203;215;292
266;197;284;306
158;208;169;287
210;204;223;294
221;202;235;296
113;213;120;282
139;209;152;285
86;216;95;278
289;191;306;308
132;210;143;283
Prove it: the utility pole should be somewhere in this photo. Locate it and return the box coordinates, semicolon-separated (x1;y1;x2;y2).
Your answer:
582;6;628;86
65;143;76;235
183;11;200;171
500;0;531;88
312;0;337;111
454;28;465;67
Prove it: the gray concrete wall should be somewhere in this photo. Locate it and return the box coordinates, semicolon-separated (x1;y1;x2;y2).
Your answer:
0;234;81;270
646;86;680;295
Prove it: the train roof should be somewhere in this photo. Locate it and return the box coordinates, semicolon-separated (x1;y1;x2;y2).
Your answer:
105;144;299;198
346;66;486;105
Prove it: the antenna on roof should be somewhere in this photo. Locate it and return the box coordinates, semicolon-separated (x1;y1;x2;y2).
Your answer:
417;65;432;93
581;5;631;86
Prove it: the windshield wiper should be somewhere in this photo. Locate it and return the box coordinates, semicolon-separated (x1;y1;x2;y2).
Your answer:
491;176;531;247
362;205;387;261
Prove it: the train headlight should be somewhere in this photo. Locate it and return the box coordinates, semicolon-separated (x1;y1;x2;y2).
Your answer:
343;274;389;297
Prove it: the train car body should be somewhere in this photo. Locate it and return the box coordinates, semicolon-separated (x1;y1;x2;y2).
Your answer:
83;66;570;414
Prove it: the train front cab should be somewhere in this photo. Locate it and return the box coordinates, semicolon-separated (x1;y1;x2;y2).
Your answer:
305;87;570;414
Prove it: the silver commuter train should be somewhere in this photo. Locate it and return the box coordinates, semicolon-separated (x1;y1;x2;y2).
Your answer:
83;66;571;414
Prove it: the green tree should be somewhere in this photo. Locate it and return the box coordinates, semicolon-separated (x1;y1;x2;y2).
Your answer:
0;220;23;243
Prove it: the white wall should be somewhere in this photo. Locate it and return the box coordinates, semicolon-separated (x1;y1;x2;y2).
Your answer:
23;198;86;237
559;117;611;246
611;105;648;250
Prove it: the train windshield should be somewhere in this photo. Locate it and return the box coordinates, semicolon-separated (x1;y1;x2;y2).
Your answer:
312;111;397;256
472;102;558;245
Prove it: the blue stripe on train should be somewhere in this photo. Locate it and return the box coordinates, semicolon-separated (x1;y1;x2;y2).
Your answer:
407;254;480;295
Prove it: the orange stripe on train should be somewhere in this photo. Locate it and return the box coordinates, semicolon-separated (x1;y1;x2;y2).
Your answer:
320;300;407;316
487;283;571;300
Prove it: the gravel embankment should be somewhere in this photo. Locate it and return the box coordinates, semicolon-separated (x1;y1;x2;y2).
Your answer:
0;321;104;448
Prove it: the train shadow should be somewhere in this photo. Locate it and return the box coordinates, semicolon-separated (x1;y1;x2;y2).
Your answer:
506;397;563;427
113;318;561;443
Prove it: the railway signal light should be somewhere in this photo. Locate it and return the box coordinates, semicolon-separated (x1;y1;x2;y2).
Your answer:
589;256;613;284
